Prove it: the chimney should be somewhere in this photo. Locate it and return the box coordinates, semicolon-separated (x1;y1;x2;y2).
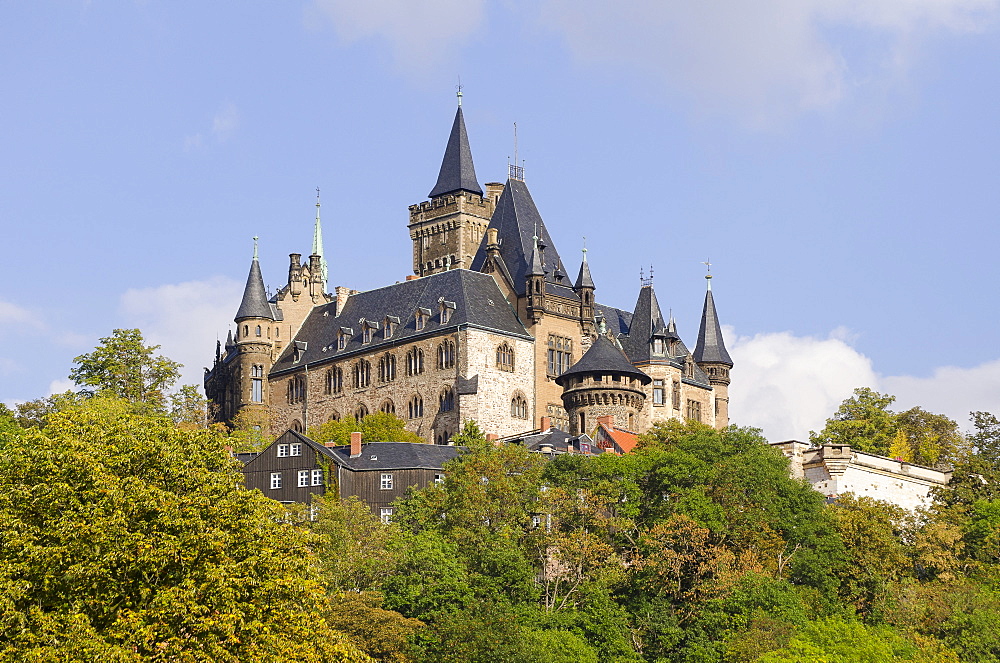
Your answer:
486;433;500;446
350;431;362;457
325;441;337;448
406;274;419;281
597;415;614;429
540;416;551;431
487;228;499;248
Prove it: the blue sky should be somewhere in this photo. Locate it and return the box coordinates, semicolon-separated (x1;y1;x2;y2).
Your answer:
3;1;1000;440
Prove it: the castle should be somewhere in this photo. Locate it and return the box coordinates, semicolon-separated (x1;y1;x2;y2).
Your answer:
204;97;734;443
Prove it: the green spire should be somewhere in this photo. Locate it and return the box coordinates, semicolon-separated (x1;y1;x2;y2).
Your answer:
312;188;328;289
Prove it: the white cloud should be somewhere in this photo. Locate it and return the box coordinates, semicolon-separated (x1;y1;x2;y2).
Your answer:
212;103;240;141
0;300;44;330
728;327;878;440
119;277;243;389
728;325;1000;441
310;0;487;73
47;378;75;396
536;0;999;124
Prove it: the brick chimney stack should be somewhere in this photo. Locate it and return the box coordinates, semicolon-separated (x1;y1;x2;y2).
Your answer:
350;432;362;457
597;415;614;428
540;416;551;431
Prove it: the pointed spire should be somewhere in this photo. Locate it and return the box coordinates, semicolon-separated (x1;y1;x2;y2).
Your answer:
429;105;483;198
527;229;544;277
693;274;733;366
575;242;595;290
666;314;679;340
225;328;234;350
312;188;328;289
235;238;274;321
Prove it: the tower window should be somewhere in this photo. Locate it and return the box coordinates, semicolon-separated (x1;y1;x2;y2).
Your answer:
547;334;573;377
437;340;456;370
379;353;397;382
653;379;664;406
672;381;681;409
407;348;424;375
408;395;424;419
353;360;371;388
652;338;664;354
256;325;262;337
685;399;702;423
496;343;515;372
325;367;343;394
439;387;454;413
287;375;306;404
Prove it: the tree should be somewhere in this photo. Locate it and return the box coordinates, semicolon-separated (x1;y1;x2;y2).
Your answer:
69;328;181;409
810;387;898;456
169;383;208;430
309;412;423;446
312;495;400;593
0;394;371;661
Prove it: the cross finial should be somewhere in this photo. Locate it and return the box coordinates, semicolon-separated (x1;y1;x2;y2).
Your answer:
316;186;321;202
650;264;654;283
252;236;259;260
456;77;463;106
703;258;712;273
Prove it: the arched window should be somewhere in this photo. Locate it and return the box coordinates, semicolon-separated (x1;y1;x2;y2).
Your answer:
329;411;341;422
325;367;343;394
380;399;395;415
510;392;529;419
255;325;261;337
437;340;456;370
286;375;306;404
243;325;249;337
355;404;369;420
407;395;424;419
407;348;424;375
379;353;397;382
353;359;371;388
439;387;454;413
496;343;515;372
291;419;303;432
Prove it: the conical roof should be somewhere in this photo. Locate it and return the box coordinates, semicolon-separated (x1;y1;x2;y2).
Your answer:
428;106;483;198
555;335;651;386
469;179;569;297
575;249;595;290
620;284;668;363
235;257;274;321
693;277;733;366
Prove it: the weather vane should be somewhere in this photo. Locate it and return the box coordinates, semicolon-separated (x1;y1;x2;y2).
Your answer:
702;258;712;273
456;77;463;106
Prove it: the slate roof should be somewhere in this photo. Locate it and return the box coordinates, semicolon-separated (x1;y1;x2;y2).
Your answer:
235;257;275;320
619;285;667;364
469;179;573;298
594;303;633;338
324;441;461;472
693;281;733;366
501;427;602;456
555;335;652;386
428;106;483;198
271;269;531;375
575;252;595;290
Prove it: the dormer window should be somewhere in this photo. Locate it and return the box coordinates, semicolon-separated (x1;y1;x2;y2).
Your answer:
338;327;353;351
415;307;431;331
439;299;456;324
652;338;665;355
292;340;307;363
362;320;379;344
384;315;400;339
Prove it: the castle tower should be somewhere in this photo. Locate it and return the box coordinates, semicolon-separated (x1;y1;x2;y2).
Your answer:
408;93;497;276
556;333;651;436
232;240;277;421
574;245;596;337
526;232;546;323
693;273;733;429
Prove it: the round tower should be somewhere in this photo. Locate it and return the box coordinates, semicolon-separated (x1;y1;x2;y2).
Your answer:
555;334;652;436
233;238;276;421
693;273;733;429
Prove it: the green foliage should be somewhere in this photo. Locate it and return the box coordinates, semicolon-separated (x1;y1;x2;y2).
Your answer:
0;394;371;661
169;383;208;429
757;617;959;662
69;329;181;410
309;411;423;446
449;418;486;446
810;388;962;466
325;592;422;663
312;495;400;593
12;390;88;429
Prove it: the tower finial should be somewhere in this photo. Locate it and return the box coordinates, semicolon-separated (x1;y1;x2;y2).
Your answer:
313;189;328;288
582;236;588;259
703;258;712;273
456;77;463;106
252;236;259;260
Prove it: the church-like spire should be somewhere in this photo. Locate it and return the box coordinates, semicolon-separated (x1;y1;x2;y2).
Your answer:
575;243;595;290
235;237;274;321
428;100;483;198
527;230;544;277
693;274;732;366
312;188;328;289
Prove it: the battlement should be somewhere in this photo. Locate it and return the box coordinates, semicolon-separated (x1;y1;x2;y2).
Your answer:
408;191;493;219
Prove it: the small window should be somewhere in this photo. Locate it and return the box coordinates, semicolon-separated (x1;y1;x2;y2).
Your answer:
380;399;395;415
277;444;289;457
415;313;425;331
298;470;309;487
380;473;393;490
270;472;282;489
437;340;456;370
290;443;302;456
434;473;445;485
439;387;454;413
255;325;262;337
407;348;424;376
380;507;393;523
408;395;424;419
251;378;263;403
496;343;515;372
311;469;323;486
653;379;664;406
355;404;369;420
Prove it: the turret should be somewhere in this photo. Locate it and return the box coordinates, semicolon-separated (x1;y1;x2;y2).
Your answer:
526;231;546;323
233;238;276;420
693;273;733;429
574;244;596;335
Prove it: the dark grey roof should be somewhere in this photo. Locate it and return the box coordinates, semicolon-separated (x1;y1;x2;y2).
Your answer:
619;285;667;364
469;179;572;298
555;335;651;386
271;269;531;374
574;253;595;290
428;107;483;198
235;257;274;320
324;441;461;471
693;282;733;367
594;303;632;338
502;428;601;455
527;238;544;277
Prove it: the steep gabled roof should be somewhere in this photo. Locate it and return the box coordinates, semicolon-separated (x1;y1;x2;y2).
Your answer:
594;421;640;454
574;249;595;290
693;277;733;367
469;179;571;297
271;269;531;375
555;335;651;386
235;257;274;321
428;106;483;198
325;441;461;472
